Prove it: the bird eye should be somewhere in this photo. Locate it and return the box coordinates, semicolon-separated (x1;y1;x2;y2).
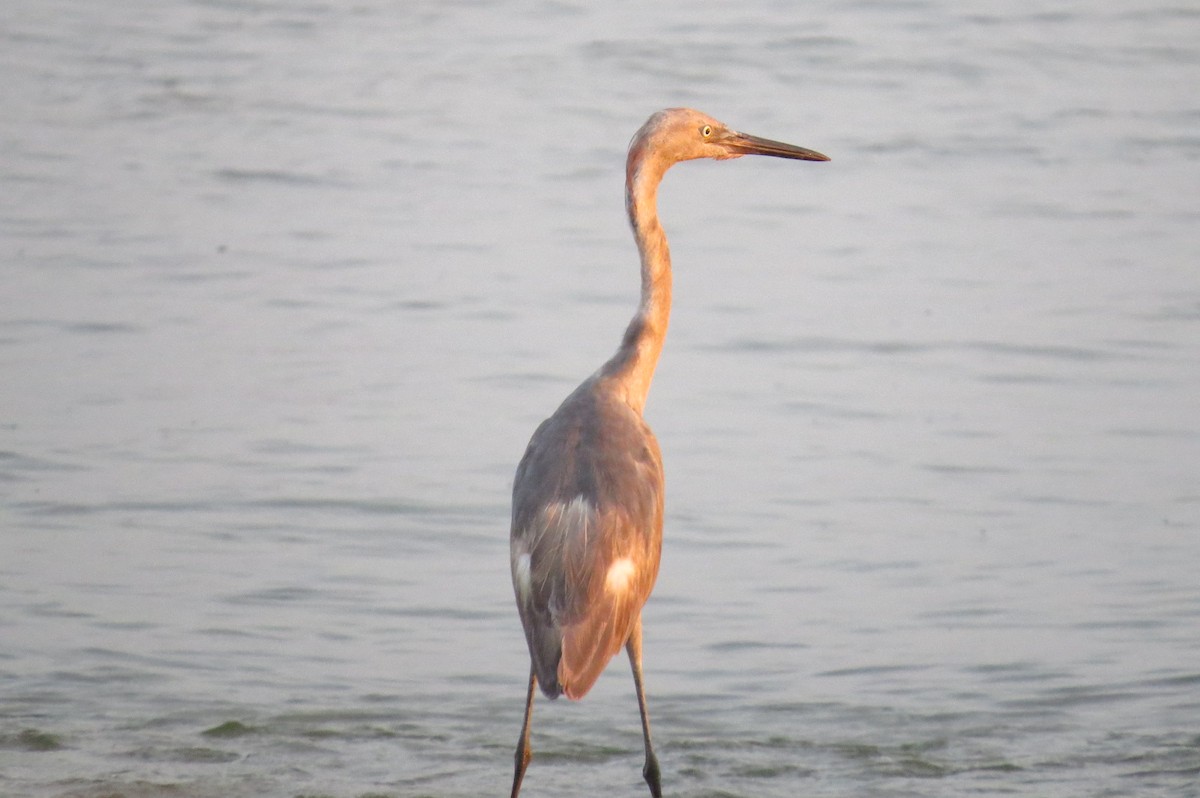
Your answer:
701;125;713;138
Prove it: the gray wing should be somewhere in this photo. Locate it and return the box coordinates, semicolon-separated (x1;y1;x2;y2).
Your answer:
510;380;664;699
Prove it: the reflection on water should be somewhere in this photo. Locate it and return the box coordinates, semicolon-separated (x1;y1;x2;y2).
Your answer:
3;1;1199;796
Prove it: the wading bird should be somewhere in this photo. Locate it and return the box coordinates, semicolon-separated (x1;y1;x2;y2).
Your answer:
509;108;828;797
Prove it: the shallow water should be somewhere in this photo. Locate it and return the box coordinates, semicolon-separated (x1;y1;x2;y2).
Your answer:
3;1;1199;796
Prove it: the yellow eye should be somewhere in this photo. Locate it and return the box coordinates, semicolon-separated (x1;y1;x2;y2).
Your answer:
701;125;713;138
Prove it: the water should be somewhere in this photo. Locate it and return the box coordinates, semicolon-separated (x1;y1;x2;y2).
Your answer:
3;1;1199;796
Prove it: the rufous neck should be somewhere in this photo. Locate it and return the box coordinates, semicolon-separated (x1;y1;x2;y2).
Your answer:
597;154;673;415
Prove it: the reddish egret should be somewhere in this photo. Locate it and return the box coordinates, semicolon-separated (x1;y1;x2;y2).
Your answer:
509;108;828;797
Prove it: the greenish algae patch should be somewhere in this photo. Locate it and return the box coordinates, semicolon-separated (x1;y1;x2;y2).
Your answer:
15;729;65;751
200;720;256;738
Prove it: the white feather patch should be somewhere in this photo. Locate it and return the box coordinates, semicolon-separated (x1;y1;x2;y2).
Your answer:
605;557;636;594
515;552;532;601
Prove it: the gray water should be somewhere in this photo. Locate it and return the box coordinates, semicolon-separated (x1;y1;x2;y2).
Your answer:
3;1;1199;796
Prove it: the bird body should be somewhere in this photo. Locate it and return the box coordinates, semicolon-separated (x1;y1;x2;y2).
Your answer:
511;374;663;699
508;108;827;798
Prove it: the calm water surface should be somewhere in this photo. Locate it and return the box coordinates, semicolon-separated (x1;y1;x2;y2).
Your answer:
2;1;1199;796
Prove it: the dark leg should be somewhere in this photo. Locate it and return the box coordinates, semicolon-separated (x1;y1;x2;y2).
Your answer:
511;668;537;798
626;616;662;798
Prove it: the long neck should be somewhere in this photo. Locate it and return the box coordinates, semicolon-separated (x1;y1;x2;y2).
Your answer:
597;152;672;415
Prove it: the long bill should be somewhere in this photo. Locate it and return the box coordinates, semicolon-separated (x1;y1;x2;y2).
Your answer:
722;130;830;161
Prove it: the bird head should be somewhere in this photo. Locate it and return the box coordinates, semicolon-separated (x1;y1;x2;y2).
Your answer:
629;107;829;167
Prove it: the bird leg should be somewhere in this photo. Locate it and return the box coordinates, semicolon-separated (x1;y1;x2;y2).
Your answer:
626;617;663;798
511;668;537;798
